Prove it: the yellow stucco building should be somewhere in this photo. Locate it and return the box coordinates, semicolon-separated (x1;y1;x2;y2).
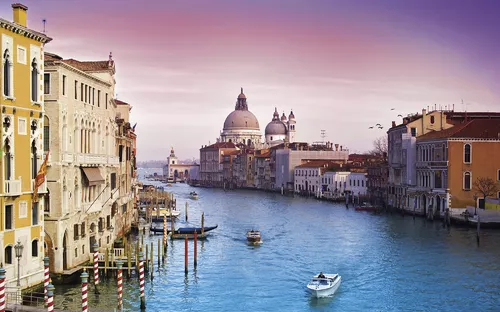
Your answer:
0;4;51;288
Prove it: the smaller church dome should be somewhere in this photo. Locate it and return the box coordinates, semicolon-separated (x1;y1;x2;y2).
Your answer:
265;120;287;136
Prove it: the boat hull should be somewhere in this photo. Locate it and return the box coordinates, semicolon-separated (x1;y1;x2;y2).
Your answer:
150;225;218;235
307;275;341;298
355;207;377;212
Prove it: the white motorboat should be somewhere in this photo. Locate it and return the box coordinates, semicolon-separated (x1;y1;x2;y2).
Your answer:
190;191;199;200
152;208;181;218
246;230;261;243
306;273;341;298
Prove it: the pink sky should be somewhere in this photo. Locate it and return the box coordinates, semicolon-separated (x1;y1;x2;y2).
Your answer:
3;0;498;161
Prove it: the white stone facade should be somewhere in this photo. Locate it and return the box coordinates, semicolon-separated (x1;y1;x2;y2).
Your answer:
43;54;120;273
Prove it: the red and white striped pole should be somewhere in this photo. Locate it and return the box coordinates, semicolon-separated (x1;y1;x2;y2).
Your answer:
116;259;123;310
139;251;146;310
47;283;55;312
0;266;6;312
93;243;100;294
163;215;167;251
43;256;49;305
81;272;88;312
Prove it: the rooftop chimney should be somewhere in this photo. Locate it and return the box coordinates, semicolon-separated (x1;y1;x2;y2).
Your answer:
403;118;408;125
392;121;396;127
335;144;339;151
340;145;343;151
422;108;427;116
12;3;28;27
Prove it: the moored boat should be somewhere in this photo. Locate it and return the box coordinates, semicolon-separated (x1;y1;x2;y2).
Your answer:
355;202;377;212
246;230;261;243
307;273;342;298
150;225;218;235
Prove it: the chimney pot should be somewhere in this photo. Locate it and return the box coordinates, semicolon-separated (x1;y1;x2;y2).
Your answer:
392;121;396;127
12;3;28;27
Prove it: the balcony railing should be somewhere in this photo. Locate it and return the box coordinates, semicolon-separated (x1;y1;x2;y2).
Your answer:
31;179;47;194
62;153;73;163
4;179;21;196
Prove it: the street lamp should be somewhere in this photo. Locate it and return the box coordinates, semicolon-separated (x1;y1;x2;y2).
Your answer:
473;193;478;216
14;240;23;287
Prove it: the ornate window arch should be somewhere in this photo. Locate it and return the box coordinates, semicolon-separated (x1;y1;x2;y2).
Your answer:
3;49;11;97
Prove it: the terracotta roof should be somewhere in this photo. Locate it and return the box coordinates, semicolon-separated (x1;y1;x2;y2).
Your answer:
201;142;237;149
254;152;271;158
295;160;340;169
418;119;500;141
44;52;62;61
61;59;114;73
115;99;129;105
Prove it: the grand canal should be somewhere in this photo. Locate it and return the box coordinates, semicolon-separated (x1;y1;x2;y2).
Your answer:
53;175;500;311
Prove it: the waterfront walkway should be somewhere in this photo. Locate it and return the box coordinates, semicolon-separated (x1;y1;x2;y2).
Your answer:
7;303;113;312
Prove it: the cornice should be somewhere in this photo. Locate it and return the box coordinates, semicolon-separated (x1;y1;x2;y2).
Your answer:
44;61;113;88
0;18;52;44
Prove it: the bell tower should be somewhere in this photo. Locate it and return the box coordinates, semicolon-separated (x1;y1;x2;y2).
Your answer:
287;110;296;143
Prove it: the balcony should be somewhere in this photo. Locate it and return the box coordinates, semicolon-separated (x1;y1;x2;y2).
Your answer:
108;156;119;165
62;153;73;163
4;179;21;196
32;179;47;194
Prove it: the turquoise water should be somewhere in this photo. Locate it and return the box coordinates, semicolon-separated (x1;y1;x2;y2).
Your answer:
54;180;500;312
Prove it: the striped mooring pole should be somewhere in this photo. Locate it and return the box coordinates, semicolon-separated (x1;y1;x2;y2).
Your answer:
117;259;123;310
93;243;100;294
44;256;49;305
139;251;146;310
163;215;167;252
47;283;55;312
81;272;88;312
0;266;6;312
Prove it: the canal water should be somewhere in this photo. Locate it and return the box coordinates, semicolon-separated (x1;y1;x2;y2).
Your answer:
53;172;500;311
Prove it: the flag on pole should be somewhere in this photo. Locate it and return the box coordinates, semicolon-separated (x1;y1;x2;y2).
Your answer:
33;150;49;203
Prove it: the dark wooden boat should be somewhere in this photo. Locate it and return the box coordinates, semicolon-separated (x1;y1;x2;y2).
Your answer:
150;225;218;235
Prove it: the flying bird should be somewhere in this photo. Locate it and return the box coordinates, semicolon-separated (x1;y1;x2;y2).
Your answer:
369;126;374;129
376;123;381;126
379;126;384;129
390;108;395;110
397;114;403;117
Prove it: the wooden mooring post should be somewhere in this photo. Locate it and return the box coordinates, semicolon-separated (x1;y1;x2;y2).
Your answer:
127;245;132;278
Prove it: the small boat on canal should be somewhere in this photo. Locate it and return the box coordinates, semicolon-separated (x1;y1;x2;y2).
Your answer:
246;230;261;243
355;202;377;212
151;225;218;237
190;191;199;200
306;273;342;298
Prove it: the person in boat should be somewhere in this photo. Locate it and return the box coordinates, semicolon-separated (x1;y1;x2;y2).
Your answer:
318;272;325;278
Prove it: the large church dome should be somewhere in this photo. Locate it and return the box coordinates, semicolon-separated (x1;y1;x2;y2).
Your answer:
223;110;260;130
222;88;260;131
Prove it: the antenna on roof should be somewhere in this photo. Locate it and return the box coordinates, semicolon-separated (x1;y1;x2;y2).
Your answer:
42;19;46;33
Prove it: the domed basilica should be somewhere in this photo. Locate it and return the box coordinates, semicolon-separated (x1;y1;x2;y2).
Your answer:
219;88;296;148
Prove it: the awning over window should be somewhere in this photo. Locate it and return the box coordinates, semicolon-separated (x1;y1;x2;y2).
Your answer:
81;167;105;186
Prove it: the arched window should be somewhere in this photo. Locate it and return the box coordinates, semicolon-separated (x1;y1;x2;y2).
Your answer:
5;245;12;264
44;116;50;152
3;49;10;96
31;140;38;179
4;138;11;180
31;58;38;102
464;172;471;190
32;239;39;257
464;143;471;163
